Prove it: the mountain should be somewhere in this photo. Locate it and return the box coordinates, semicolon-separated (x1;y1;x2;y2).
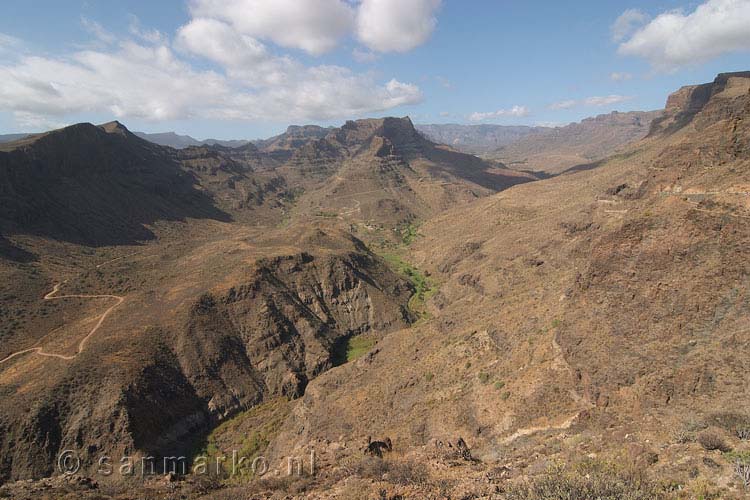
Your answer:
0;114;532;488
259;71;750;499
253;124;334;161
415;123;546;154
490;110;663;174
134;131;250;149
2;72;750;499
0;121;228;246
0;133;30;144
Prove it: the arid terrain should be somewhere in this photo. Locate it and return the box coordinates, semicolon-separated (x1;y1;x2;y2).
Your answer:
1;72;750;500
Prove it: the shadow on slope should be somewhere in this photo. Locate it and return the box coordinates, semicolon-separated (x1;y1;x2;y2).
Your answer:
0;122;231;246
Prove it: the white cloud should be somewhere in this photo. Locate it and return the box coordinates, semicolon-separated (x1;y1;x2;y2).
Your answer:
535;121;566;128
584;95;632;106
13;111;68;131
81;17;116;45
0;23;422;127
548;99;577;110
617;0;750;71
352;47;379;63
0;33;22;50
0;2;434;128
188;0;355;55
128;15;167;44
610;71;633;81
468;106;530;122
356;0;441;52
611;9;649;42
549;95;632;110
176;18;268;69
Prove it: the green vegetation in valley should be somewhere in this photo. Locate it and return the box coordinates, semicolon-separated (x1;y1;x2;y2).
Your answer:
379;252;436;318
194;398;291;483
331;333;378;365
396;221;422;245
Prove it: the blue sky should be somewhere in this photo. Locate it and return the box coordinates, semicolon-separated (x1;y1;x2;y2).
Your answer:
0;0;748;140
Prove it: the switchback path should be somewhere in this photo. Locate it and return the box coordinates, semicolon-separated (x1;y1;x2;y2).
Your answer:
0;283;124;365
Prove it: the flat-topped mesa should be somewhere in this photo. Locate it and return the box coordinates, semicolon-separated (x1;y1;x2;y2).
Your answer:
649;71;750;136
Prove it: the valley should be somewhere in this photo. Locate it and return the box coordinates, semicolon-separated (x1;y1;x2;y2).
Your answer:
0;72;749;499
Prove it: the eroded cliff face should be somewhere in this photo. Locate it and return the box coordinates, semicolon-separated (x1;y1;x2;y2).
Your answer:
0;235;413;482
175;249;413;417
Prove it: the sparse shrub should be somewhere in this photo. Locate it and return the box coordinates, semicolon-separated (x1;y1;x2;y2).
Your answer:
350;456;390;480
706;411;750;436
737;428;750;441
425;372;434;382
386;461;428;486
494;381;505;390
697;430;731;452
672;428;692;444
735;460;750;489
478;372;490;384
348;457;427;486
505;462;664;500
501;391;511;401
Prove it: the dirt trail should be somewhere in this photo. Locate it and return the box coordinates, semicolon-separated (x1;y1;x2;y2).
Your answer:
0;283;124;365
503;329;593;444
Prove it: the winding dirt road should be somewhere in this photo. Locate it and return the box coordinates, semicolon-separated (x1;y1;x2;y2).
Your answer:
0;283;124;365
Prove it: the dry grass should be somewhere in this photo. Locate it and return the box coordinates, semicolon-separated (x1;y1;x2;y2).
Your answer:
504;462;665;500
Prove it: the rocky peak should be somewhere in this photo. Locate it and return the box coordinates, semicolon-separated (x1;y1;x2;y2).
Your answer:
650;71;750;136
98;120;131;136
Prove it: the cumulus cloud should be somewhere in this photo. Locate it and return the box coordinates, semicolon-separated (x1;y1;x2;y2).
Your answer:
356;0;442;52
611;9;649;42
549;95;632;110
0;1;436;128
0;21;422;127
468;106;530;122
616;0;750;71
176;18;268;69
188;0;355;55
610;71;633;81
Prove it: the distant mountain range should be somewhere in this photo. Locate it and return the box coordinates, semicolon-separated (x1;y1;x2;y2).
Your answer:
488;110;663;173
0;133;30;144
414;123;547;154
133;131;250;149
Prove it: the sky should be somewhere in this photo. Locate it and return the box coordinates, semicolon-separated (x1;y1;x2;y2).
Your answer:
0;0;749;140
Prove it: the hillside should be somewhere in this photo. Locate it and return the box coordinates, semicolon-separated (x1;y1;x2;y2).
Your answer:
1;72;749;499
0;113;531;490
491;110;663;174
0;121;228;246
256;72;750;499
